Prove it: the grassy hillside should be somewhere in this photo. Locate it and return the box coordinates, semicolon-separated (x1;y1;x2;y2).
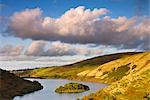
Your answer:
0;69;43;100
78;52;150;83
82;52;150;100
13;52;140;80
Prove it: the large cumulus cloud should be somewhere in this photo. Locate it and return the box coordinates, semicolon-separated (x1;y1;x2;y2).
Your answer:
6;6;150;50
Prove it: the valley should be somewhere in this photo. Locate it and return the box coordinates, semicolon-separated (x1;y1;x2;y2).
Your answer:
12;52;150;100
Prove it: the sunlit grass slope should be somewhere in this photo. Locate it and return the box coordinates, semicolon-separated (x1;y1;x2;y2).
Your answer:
82;52;150;100
78;52;150;83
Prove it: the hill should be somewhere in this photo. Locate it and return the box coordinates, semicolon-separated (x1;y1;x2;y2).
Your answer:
13;52;141;80
0;69;43;100
82;52;150;100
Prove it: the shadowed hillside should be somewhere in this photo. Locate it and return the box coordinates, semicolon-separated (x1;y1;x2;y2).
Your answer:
63;52;141;68
0;69;43;100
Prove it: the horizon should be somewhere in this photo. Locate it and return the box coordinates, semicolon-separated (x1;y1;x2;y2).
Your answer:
0;51;145;70
0;0;149;70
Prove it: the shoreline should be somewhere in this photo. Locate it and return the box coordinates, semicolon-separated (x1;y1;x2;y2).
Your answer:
21;76;110;85
13;86;43;100
13;78;108;100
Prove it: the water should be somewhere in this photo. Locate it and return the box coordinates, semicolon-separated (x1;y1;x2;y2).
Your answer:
14;78;107;100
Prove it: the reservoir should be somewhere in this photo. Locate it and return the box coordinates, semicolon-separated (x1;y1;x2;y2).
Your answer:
14;78;107;100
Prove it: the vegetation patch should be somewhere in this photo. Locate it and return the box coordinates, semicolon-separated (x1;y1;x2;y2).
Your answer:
55;83;90;93
104;63;130;82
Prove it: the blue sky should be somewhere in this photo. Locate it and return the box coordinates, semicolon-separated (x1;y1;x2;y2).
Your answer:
0;0;148;44
0;0;149;62
1;0;148;17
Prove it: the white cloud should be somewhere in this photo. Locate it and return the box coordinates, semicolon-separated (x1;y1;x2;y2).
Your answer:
25;41;102;56
46;41;76;56
6;6;150;50
0;44;24;56
46;41;102;56
25;40;47;56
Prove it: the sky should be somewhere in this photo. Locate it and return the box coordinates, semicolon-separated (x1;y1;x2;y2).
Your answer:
0;0;149;65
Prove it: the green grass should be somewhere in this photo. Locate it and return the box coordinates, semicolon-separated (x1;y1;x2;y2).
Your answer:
55;83;89;93
103;63;130;82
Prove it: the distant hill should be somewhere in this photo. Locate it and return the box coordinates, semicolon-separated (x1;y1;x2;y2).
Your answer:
0;69;43;100
63;52;141;67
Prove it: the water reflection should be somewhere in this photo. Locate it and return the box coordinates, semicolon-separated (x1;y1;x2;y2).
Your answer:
14;79;107;100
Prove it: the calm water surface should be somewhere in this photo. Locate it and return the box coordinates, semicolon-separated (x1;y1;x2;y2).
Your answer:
14;78;107;100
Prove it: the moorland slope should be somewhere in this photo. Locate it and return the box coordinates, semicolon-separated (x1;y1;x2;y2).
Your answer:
82;52;150;100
